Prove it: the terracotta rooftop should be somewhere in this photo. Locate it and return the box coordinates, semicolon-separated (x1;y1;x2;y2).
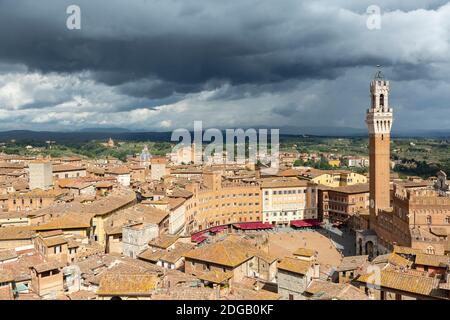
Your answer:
277;168;301;177
393;245;423;255
305;279;369;300
41;235;68;247
260;177;311;188
9;188;66;198
415;253;449;268
337;255;369;272
167;197;186;210
67;290;97;300
53;164;86;173
158;243;195;264
372;253;412;268
293;247;316;258
138;249;164;263
167;188;193;199
183;237;269;268
0;268;14;283
329;183;370;194
107;166;131;175
356;269;441;297
32;261;62;274
0;249;18;262
277;257;312;275
97;273;159;296
196;269;233;284
148;234;179;249
33;214;91;231
122;204;169;225
0;226;35;240
0;285;13;300
29;191;135;218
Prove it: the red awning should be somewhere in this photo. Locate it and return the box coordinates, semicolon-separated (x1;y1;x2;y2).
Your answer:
191;232;208;243
290;219;322;228
192;235;208;243
209;225;228;233
233;222;273;230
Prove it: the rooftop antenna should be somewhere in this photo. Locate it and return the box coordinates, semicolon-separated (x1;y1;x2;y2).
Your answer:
374;65;384;80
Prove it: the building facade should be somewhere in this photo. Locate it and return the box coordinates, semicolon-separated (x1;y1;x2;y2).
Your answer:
185;171;261;233
28;162;53;190
261;178;318;226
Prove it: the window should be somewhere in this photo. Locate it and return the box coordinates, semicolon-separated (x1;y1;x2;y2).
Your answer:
426;215;432;224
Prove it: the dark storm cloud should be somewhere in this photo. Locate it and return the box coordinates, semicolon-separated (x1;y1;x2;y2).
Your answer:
0;0;449;131
0;0;426;99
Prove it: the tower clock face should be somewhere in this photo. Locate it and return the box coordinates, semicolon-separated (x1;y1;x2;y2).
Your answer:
370;199;375;209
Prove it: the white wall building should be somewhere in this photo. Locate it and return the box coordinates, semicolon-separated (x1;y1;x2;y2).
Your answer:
261;178;318;226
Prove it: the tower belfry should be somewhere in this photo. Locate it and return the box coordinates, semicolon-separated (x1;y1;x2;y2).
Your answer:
366;68;393;225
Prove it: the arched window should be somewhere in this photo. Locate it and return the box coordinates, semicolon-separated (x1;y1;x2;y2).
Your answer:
380;94;385;107
426;246;435;255
445;216;450;224
426;215;432;224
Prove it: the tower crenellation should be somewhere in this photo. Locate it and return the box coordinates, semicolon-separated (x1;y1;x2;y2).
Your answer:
366;76;393;135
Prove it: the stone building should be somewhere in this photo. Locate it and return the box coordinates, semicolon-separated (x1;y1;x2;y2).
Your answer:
52;164;87;180
33;230;69;264
7;189;66;212
28;161;53;190
30;262;64;299
277;257;319;300
297;169;368;188
318;183;369;225
261;177;318;226
184;170;262;233
150;157;167;181
122;222;159;259
183;236;277;285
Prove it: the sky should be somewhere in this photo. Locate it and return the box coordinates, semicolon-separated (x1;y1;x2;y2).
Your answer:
0;0;449;133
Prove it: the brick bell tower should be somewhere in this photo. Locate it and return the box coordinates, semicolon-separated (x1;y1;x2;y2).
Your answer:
366;68;393;227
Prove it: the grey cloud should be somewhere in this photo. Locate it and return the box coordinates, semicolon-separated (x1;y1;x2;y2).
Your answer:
0;0;449;131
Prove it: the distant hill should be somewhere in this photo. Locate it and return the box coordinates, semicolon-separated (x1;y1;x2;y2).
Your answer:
0;127;448;143
0;130;172;143
77;127;131;133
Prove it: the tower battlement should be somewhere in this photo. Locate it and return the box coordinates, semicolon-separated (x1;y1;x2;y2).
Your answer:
366;78;394;135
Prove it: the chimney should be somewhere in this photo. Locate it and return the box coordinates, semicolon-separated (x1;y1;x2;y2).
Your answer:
313;263;320;279
213;284;220;299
